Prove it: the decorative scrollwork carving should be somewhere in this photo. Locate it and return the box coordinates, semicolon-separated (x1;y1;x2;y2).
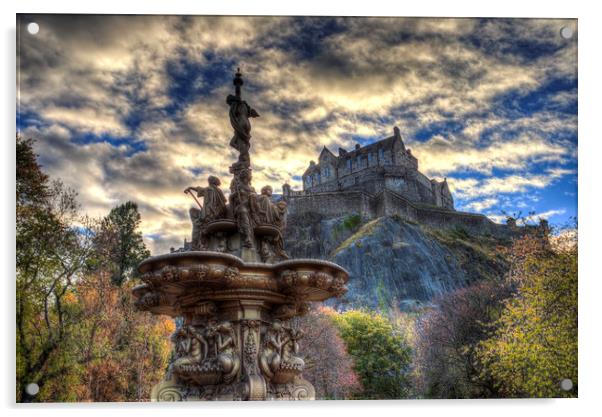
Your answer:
279;270;297;288
329;274;347;297
190;264;210;281
290;378;315;400
151;377;184;402
241;320;261;378
313;271;332;289
268;377;315;401
161;265;180;282
135;291;164;310
224;266;240;285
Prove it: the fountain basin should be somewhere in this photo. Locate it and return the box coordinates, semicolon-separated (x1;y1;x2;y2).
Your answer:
133;251;348;319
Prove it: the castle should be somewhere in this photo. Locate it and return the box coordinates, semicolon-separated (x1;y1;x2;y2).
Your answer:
282;127;531;237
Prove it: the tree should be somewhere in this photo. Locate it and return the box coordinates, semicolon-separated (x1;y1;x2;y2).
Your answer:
296;306;361;399
16;135;49;208
16;136;172;402
477;234;577;398
92;201;150;286
413;281;511;398
73;272;174;401
16;136;94;402
332;310;412;399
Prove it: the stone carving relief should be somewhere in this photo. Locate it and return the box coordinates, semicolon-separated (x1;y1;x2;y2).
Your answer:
259;320;305;384
171;321;240;386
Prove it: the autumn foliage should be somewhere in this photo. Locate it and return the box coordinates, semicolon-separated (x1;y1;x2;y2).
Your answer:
16;136;173;402
297;307;361;399
413;226;577;398
476;231;578;397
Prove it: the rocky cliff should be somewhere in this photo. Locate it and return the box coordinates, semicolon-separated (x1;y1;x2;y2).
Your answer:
284;213;510;310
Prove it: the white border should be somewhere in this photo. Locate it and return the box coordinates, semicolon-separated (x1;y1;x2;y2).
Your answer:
3;1;600;417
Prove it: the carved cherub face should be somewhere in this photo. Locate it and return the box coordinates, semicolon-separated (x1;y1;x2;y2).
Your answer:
261;185;273;197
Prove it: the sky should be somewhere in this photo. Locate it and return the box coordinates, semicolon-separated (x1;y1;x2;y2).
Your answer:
16;15;578;254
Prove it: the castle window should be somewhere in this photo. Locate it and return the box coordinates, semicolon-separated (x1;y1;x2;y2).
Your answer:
316;173;321;183
324;167;330;178
347;159;352;171
356;156;361;168
368;153;373;164
378;148;385;160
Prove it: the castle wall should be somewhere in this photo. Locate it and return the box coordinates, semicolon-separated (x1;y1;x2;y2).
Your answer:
415;206;498;235
286;189;517;238
286;191;375;218
307;178;339;193
378;190;419;220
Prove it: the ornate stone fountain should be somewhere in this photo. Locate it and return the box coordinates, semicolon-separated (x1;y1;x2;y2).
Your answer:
132;69;349;401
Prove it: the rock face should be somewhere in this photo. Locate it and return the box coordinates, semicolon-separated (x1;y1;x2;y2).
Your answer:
284;213;509;310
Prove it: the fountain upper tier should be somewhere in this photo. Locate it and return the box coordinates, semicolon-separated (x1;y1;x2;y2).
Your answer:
133;251;349;319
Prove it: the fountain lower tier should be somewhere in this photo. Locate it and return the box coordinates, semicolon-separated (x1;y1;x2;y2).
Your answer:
132;251;349;401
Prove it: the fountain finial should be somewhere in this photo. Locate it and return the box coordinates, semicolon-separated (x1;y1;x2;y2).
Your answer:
233;67;243;98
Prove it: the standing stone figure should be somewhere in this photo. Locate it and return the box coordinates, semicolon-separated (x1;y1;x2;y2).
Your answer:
185;176;227;250
229;169;257;248
228;69;259;167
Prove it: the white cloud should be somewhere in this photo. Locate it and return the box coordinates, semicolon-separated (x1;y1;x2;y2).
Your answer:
462;198;499;212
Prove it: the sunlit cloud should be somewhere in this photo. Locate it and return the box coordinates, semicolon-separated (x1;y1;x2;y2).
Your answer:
16;15;578;254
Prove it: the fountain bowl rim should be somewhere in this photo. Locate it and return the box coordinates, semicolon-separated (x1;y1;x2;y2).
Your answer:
137;250;350;277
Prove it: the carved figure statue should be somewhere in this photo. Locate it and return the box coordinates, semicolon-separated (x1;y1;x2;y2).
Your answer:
272;200;289;259
215;322;241;383
281;329;304;369
171;321;240;386
254;185;274;224
254;186;289;261
229;169;257;248
227;73;259;166
259;320;304;384
172;326;210;378
185;176;227;249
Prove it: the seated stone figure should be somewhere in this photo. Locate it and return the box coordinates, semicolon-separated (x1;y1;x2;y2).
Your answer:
254;185;277;225
185;176;227;250
259;320;305;384
171;321;240;386
255;186;289;261
215;322;240;384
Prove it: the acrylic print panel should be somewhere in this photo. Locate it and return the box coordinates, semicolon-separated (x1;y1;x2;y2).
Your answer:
16;14;577;402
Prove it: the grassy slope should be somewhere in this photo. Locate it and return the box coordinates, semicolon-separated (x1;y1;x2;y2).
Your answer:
331;215;511;285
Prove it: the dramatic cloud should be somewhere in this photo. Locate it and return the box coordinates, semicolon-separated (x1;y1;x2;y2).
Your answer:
16;15;578;254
